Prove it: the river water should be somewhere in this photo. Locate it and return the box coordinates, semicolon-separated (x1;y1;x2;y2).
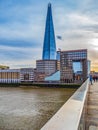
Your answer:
0;87;76;130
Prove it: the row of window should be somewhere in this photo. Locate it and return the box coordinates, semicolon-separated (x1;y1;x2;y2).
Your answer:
0;72;20;79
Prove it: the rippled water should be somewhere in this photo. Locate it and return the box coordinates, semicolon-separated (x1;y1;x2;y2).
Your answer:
0;86;76;130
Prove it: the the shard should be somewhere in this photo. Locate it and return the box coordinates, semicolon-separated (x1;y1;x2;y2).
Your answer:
42;3;56;60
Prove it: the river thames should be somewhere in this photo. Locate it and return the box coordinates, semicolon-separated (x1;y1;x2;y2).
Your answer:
0;87;76;130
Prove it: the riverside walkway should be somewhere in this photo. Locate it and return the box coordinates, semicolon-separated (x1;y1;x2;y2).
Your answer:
86;82;98;130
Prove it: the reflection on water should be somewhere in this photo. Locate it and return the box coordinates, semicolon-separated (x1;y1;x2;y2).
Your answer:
0;86;76;130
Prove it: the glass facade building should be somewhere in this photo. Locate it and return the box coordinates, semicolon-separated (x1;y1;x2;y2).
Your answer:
42;3;56;60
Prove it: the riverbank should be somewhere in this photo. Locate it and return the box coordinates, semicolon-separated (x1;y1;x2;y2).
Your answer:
0;83;81;88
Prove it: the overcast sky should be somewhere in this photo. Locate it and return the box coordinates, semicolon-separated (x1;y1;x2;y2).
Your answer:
0;0;98;71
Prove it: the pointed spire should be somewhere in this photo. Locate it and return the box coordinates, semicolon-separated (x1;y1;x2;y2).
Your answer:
48;2;51;7
42;3;56;60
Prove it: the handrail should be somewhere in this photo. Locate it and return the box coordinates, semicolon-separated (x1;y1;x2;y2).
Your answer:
41;79;89;130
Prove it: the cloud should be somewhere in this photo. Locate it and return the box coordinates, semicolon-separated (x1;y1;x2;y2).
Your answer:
67;13;98;27
0;0;98;70
0;0;44;68
0;0;45;43
55;8;98;72
0;44;42;65
0;22;44;42
1;59;36;69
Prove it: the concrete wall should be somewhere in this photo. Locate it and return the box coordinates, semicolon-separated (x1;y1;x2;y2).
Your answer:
41;79;89;130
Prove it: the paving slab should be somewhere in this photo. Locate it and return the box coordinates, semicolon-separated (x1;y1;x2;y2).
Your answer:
86;82;98;129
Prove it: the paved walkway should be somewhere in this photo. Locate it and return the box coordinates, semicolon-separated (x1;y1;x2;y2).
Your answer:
86;82;98;130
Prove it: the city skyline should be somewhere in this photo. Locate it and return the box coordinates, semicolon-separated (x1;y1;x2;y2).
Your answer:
0;0;98;71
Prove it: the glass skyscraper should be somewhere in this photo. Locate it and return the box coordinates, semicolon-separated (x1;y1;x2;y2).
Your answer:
36;3;59;77
42;3;56;60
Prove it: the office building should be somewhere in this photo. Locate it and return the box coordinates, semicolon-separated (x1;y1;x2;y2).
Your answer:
0;68;36;83
60;49;88;83
36;60;59;76
42;3;56;60
0;69;20;83
34;71;46;82
36;3;59;77
20;68;34;83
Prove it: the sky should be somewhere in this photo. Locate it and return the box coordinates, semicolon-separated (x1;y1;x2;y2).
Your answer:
0;0;98;71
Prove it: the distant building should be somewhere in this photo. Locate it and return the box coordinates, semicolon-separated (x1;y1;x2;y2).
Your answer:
60;49;88;83
36;3;59;78
45;71;60;81
0;69;20;83
34;71;46;82
36;60;60;76
20;68;34;83
42;3;56;60
87;60;91;76
0;68;36;83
